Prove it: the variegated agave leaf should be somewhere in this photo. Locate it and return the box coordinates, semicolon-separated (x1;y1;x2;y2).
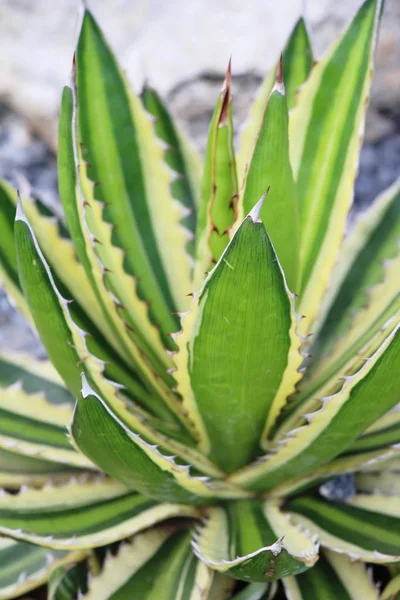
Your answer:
0;0;398;597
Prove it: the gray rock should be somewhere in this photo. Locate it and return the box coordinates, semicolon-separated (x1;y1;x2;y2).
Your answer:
320;474;356;501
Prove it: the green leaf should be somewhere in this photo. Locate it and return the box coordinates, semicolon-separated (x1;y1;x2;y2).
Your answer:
241;66;299;292
207;574;236;599
346;410;400;455
76;11;191;334
71;375;249;504
0;447;76;490
286;493;400;562
0;375;93;469
10;185;106;347
0;351;73;405
0;537;85;600
0;477;196;550
276;306;399;439
193;499;318;583
236;16;313;186
0;180;33;324
12;172;181;452
291;0;383;332
82;528;216;600
314;178;400;344
194;63;238;286
269;444;400;499
60;83;177;390
236;69;276;185
356;470;400;496
230;323;400;492
283;550;379;599
48;560;88;600
58;86;98;303
15;201;89;397
174;199;301;472
308;178;400;380
14;200;202;452
283;18;314;110
380;572;400;600
141;85;201;243
230;582;274;600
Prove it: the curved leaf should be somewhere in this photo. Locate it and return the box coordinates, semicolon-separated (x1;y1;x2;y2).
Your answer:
230;323;400;492
0;447;77;489
0;377;92;469
192;499;318;583
380;573;400;600
76;11;191;334
275;311;399;437
60;84;177;392
283;550;379;599
286;493;400;562
346;410;400;455
0;351;73;405
291;0;383;332
0;181;33;324
71;375;248;504
0;537;85;600
48;560;89;600
313;177;400;348
14;201;211;464
82;528;215;600
356;470;400;496
0;477;196;550
141;86;201;242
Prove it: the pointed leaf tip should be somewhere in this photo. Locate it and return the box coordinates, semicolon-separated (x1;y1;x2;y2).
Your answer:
80;372;92;398
15;190;25;222
273;56;285;96
248;189;269;223
218;58;232;126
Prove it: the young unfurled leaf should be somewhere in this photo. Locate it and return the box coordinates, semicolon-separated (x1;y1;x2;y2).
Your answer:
194;62;238;287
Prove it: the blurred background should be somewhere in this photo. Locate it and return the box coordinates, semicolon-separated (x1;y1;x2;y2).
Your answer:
0;0;399;352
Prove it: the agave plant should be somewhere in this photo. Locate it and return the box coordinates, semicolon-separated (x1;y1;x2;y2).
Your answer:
0;0;399;598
